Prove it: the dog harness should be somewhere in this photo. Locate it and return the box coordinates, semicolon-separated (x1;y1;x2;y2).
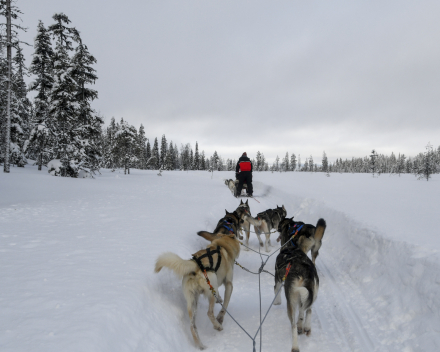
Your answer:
222;219;235;233
192;246;222;273
289;224;304;247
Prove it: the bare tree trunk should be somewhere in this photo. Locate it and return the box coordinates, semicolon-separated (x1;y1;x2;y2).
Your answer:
3;0;11;173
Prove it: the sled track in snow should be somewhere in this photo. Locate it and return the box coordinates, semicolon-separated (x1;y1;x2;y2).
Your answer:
315;253;381;352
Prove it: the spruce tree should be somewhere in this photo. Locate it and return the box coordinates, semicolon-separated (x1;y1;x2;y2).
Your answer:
290;153;297;171
416;143;437;181
189;148;194;170
160;134;167;168
48;13;78;176
145;139;151;168
152;137;159;169
283;152;289;171
137;124;147;169
27;20;54;170
194;141;200;170
70;32;102;174
200;150;205;170
322;151;329;174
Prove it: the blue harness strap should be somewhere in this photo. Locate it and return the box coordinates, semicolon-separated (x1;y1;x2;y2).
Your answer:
222;220;234;233
289;224;304;247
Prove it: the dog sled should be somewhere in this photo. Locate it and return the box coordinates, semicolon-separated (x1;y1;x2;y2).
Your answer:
234;180;249;196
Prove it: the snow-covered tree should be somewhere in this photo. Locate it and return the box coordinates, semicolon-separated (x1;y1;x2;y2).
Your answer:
194;141;200;170
159;134;167;168
152;137;159;169
136;124;147;169
322;151;329;174
48;13;79;176
282;152;289;172
26;20;55;170
369;149;378;177
416;143;437;181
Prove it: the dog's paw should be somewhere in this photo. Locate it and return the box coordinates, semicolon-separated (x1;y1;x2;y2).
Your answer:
216;296;223;304
198;344;207;350
273;300;281;306
214;324;223;331
216;314;224;325
239;235;243;240
304;328;311;336
297;327;303;335
259;242;264;247
291;349;300;352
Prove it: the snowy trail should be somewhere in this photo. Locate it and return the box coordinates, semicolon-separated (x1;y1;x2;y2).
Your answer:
1;168;439;352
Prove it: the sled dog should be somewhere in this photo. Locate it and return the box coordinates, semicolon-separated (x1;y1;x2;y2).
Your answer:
224;179;236;194
273;224;319;352
204;209;244;240
234;199;251;246
155;211;241;350
242;205;287;252
277;217;326;264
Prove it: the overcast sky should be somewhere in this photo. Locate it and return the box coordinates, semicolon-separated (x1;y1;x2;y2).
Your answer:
15;0;440;162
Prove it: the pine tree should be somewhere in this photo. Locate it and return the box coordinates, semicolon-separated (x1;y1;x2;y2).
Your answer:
189;148;194;170
114;119;137;174
136;124;147;169
173;142;179;170
26;20;55;170
70;32;102;174
159;134;167;168
194;141;200;170
48;13;78;176
416;143;437;181
290;153;297;171
165;142;174;170
152;137;159;169
283;152;289;171
370;149;378;177
200;150;206;170
322;151;329;174
145;139;151;168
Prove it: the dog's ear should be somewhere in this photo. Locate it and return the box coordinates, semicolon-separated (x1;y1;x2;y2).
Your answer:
225;209;228;215
245;199;248;205
282;205;286;211
240;199;243;204
290;216;294;220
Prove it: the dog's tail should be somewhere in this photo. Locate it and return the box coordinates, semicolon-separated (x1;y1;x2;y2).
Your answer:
244;214;262;227
154;252;198;277
314;218;326;242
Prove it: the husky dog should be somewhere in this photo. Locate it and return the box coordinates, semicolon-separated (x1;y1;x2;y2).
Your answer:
277;217;326;264
155;211;241;350
234;199;251;246
243;205;287;252
273;223;319;352
224;179;236;194
208;209;244;240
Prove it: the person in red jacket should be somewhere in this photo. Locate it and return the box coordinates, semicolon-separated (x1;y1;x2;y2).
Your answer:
235;152;253;197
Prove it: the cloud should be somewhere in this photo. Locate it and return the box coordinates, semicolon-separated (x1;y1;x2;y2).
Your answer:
20;0;440;162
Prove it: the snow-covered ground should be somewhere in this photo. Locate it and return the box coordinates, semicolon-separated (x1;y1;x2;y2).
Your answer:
1;166;439;352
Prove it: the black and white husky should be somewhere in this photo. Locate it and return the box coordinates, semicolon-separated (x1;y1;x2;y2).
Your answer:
273;223;320;352
242;205;287;252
